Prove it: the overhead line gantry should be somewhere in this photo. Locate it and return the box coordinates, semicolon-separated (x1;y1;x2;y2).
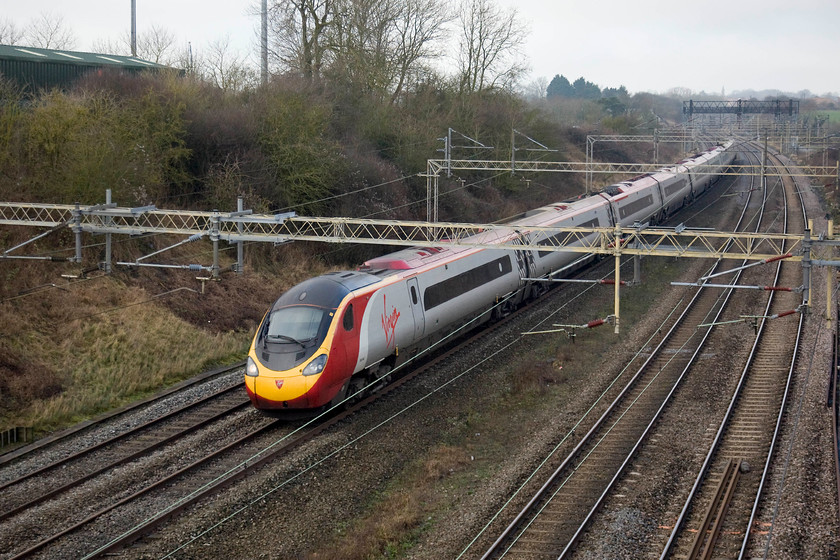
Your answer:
3;133;838;330
4;198;837;333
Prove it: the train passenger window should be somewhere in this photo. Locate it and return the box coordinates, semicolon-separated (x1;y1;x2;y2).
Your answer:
343;304;354;331
424;256;513;311
410;285;418;305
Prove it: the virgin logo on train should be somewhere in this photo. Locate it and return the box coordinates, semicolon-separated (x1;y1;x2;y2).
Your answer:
381;295;400;348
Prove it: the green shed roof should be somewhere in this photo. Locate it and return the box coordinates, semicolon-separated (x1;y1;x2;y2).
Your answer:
0;44;168;70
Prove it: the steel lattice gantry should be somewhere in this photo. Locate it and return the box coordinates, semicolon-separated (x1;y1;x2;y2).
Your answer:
4;201;838;333
423;159;839;221
0;200;809;263
684;99;800;118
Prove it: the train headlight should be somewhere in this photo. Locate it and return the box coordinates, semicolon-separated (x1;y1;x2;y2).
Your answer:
302;354;327;376
246;356;260;377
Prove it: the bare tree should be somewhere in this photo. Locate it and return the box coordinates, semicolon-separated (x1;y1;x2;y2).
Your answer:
93;26;179;65
388;0;452;103
329;0;398;93
269;0;336;82
91;36;126;56
268;0;449;100
137;25;178;64
25;12;77;50
523;76;549;100
206;35;257;91
172;42;204;77
456;0;527;94
0;18;24;45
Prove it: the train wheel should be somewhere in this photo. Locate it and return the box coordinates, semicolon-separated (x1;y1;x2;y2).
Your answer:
372;365;392;392
345;377;366;405
530;281;547;300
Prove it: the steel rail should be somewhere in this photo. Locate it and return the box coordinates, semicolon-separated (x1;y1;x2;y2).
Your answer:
659;146;803;559
9;275;547;559
557;146;770;559
8;416;287;559
0;383;243;492
81;285;559;559
481;146;761;560
687;459;742;559
0;388;249;522
0;362;244;465
833;303;840;536
737;151;807;558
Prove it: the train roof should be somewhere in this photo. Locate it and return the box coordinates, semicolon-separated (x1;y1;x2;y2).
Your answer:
360;246;455;272
272;271;381;310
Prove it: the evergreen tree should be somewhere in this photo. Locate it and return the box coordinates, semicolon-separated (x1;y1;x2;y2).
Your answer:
546;74;575;98
572;76;601;99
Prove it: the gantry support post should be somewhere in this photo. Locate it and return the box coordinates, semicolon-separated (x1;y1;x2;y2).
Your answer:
634;253;641;285
653;129;659;166
425;159;441;224
236;196;244;274
614;222;622;334
104;189;113;273
586;136;595;193
802;227;812;309
72;202;82;264
210;212;220;279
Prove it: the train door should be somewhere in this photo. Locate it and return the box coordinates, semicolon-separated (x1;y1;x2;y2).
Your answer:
406;278;425;340
513;233;534;281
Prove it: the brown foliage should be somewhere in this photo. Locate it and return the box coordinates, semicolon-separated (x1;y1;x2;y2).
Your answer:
0;342;64;412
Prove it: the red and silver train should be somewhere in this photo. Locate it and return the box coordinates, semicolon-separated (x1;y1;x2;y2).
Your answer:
245;141;735;411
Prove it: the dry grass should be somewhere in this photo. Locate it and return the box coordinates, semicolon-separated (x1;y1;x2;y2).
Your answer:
0;240;338;435
0;280;246;432
308;444;473;560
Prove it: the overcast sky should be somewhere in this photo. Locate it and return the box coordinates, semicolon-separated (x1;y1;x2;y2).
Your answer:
3;0;838;96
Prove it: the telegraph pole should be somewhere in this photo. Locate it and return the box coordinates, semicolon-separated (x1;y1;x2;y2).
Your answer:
130;0;137;57
261;0;268;85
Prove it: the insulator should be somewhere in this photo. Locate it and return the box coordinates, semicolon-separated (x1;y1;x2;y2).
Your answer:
772;310;798;319
762;253;793;264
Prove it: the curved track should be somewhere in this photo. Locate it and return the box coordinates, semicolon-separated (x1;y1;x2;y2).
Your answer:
660;147;806;559
480;142;807;559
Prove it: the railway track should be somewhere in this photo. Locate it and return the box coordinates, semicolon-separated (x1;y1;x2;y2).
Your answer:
2;144;819;559
0;362;244;467
479;143;806;559
660;147;806;559
0;264;573;559
0;383;250;523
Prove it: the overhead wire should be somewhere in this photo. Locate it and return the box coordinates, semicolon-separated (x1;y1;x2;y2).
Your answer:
146;256;635;559
116;147;745;555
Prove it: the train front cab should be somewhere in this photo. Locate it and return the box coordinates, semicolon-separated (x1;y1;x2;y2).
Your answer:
245;272;379;410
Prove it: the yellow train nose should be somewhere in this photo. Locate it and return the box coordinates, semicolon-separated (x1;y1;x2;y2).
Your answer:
252;373;315;402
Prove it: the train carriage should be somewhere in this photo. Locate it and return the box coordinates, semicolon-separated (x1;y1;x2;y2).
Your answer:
598;177;663;227
655;166;693;217
245;141;736;411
